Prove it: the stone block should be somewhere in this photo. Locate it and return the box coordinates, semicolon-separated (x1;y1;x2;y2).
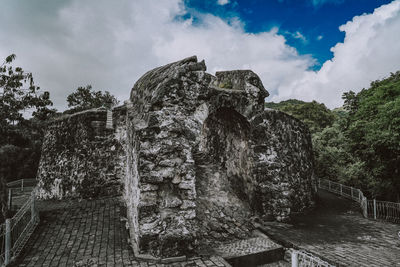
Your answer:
139;192;158;207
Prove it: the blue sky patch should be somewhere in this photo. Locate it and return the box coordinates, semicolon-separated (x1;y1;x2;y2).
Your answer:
184;0;394;69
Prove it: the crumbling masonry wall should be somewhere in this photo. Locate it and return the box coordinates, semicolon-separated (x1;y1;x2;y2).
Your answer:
37;56;315;258
36;107;126;199
124;56;315;257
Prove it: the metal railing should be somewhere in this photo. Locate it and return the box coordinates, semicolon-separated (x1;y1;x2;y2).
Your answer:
7;179;37;211
0;187;39;266
291;249;335;267
6;179;36;190
319;179;400;223
367;199;400;223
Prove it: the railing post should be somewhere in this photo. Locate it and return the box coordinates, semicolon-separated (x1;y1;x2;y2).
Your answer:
21;179;24;191
351;187;353;199
373;199;377;220
5;218;11;265
318;179;321;189
291;250;299;267
328;180;331;191
31;191;36;222
340;184;343;195
8;188;12;210
363;197;368;218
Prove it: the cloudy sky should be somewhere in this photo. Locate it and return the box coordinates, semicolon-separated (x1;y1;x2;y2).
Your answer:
1;0;400;110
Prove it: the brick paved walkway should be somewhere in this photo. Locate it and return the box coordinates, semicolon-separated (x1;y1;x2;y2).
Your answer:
11;190;400;266
259;190;400;267
11;197;230;267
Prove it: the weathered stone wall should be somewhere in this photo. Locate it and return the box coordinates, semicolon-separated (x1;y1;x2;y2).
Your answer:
125;58;210;257
37;56;315;259
195;107;255;246
37;107;126;199
250;109;315;221
123;56;315;257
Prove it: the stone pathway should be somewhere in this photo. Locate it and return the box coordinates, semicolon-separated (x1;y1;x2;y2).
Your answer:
11;190;400;266
259;190;400;267
11;196;230;267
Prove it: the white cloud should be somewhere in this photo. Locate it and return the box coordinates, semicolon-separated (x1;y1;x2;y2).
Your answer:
293;31;308;43
217;0;230;5
284;30;308;44
0;0;313;111
273;0;400;108
0;0;399;110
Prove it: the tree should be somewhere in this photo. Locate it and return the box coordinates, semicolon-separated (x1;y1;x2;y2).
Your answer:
344;71;400;201
66;85;119;112
0;54;54;130
267;72;400;202
342;90;358;116
265;99;336;133
0;54;55;221
267;99;369;195
312;121;368;188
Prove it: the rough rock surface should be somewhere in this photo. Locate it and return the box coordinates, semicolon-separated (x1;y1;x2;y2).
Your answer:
124;56;315;257
36;106;126;199
37;56;315;258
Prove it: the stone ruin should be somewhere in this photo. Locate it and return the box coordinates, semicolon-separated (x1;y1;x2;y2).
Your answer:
36;56;315;258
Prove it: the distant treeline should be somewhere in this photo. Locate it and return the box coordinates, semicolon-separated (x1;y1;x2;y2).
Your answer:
266;71;400;202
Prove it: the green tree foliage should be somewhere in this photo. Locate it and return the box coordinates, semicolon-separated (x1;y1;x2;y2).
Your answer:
265;99;335;133
266;99;350;183
265;99;306;110
343;71;400;201
0;54;55;220
66;85;119;113
0;54;55;179
311;121;369;189
0;54;55;128
266;86;400;202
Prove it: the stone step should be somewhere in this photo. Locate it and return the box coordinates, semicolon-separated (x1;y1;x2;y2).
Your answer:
212;237;284;267
257;260;290;267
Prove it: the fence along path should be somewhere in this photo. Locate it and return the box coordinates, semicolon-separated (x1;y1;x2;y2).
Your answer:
7;179;37;211
0;179;39;266
319;179;400;223
290;249;335;267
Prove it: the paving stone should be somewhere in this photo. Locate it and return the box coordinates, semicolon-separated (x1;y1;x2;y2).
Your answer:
259;190;400;267
10;196;231;267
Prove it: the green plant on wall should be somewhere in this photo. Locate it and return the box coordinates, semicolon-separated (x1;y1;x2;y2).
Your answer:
218;80;233;89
